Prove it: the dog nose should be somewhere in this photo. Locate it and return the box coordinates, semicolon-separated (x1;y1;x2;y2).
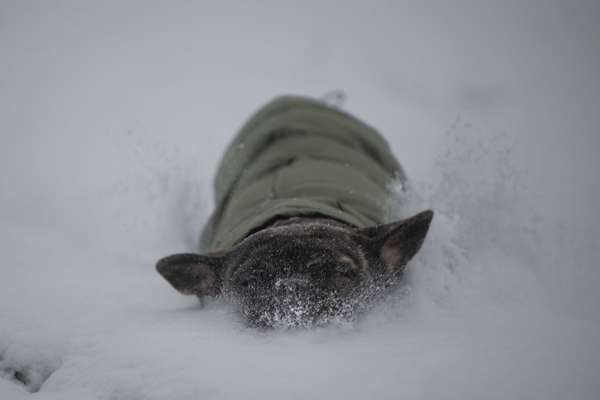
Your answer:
275;277;309;291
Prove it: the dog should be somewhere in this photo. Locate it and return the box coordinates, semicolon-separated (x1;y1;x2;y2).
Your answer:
156;95;433;328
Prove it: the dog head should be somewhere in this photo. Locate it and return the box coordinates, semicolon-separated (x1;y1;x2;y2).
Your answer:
157;210;433;328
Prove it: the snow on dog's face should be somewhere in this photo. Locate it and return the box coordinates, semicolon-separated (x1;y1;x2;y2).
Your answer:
156;210;433;329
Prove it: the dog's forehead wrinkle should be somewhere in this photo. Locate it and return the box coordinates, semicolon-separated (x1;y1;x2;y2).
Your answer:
258;221;354;237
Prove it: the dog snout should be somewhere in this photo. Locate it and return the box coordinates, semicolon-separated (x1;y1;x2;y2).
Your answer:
275;277;309;292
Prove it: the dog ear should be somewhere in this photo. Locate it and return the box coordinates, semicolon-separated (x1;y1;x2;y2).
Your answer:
156;253;224;296
360;210;433;272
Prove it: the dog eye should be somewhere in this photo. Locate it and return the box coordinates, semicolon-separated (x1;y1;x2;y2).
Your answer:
237;274;259;289
237;278;253;291
335;263;356;277
335;263;350;273
239;278;251;288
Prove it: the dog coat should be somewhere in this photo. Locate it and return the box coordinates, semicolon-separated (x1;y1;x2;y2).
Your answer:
201;95;405;252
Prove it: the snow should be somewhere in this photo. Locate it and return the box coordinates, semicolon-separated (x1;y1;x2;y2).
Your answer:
1;1;599;399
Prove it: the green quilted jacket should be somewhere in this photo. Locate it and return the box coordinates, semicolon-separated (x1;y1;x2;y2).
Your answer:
201;95;405;252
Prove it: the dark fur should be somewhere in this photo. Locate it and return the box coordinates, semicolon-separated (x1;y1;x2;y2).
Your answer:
157;210;433;328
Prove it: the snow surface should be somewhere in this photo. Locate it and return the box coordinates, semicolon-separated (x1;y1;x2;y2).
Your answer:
1;1;600;399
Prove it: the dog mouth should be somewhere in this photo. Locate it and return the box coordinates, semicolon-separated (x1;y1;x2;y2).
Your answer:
224;275;384;329
233;290;361;329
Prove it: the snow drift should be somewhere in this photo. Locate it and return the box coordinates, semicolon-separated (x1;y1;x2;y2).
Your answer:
1;1;599;399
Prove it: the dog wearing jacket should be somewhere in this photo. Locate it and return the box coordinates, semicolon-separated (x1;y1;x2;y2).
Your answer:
156;95;433;328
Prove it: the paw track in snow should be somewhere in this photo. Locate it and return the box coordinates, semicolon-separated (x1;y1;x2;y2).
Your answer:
0;352;57;393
